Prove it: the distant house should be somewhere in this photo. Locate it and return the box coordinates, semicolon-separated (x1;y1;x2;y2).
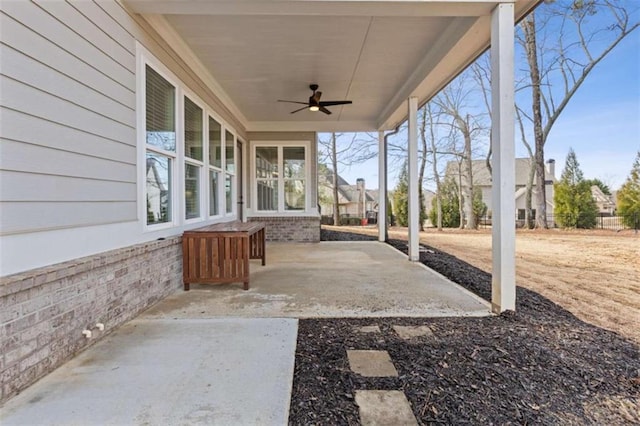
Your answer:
146;157;169;223
591;186;616;216
444;158;557;221
318;170;377;219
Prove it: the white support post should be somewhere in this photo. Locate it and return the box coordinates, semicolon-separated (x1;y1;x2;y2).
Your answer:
378;130;387;242
407;97;419;261
490;3;516;313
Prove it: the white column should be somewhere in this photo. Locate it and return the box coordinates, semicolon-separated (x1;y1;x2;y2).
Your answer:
490;3;516;313
378;130;387;242
407;97;419;261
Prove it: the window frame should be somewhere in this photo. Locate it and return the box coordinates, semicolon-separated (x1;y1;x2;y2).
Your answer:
137;45;240;232
224;130;236;217
207;114;224;219
251;140;311;215
141;61;178;231
183;94;205;223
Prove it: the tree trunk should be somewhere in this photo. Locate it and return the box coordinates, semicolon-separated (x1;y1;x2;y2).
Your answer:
457;163;464;229
427;104;443;231
331;133;340;226
462;116;476;229
454;115;476;230
418;108;428;231
524;160;536;228
522;15;548;228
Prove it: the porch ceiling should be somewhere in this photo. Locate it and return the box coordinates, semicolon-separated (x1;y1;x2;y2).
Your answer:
126;0;539;132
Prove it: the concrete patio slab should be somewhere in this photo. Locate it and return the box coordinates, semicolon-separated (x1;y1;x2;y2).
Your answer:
347;350;398;377
355;390;418;426
0;318;298;426
142;242;490;319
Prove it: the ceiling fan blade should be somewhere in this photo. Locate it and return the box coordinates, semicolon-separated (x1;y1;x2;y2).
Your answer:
278;100;309;105
290;106;309;114
319;100;353;107
319;106;332;115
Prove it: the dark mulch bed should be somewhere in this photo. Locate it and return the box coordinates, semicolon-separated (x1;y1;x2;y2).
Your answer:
288;229;640;425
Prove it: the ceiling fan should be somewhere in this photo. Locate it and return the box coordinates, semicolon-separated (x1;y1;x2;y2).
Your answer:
278;84;352;115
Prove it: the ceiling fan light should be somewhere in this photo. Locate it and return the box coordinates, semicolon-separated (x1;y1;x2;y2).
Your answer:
309;105;320;112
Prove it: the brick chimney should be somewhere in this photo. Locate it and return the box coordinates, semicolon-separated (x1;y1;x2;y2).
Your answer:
356;178;365;218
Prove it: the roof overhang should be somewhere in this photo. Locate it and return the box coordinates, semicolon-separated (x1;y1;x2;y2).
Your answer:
125;0;540;132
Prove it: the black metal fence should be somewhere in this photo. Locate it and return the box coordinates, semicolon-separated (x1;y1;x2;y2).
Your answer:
478;213;639;231
321;212;379;226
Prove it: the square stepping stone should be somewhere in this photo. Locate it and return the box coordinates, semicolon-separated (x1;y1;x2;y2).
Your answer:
356;325;381;333
355;390;418;426
393;325;435;340
347;350;398;377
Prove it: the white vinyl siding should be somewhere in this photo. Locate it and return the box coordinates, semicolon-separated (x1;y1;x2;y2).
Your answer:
0;171;136;202
0;12;134;107
0;1;138;235
0;0;247;274
0;107;135;165
1;2;134;87
1;139;135;183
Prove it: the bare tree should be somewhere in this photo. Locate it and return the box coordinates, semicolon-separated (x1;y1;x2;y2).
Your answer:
418;107;429;231
517;0;639;228
318;132;377;225
471;56;494;176
515;106;537;228
434;75;488;229
426;103;444;230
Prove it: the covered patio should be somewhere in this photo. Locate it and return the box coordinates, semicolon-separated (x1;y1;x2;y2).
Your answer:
0;0;541;410
143;241;490;318
126;0;541;313
1;241;488;425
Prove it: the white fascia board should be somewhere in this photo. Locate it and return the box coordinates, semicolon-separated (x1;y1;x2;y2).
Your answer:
142;14;250;131
377;0;539;130
125;1;503;17
247;120;379;133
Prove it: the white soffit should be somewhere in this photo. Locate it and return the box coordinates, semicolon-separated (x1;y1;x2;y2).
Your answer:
127;0;539;132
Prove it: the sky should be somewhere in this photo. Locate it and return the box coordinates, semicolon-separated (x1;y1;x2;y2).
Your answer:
324;6;640;193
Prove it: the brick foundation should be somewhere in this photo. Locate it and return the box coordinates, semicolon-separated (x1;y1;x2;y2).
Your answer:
247;216;320;242
0;237;182;403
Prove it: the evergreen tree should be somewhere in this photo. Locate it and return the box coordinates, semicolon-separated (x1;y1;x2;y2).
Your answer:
393;161;409;227
429;178;460;228
584;178;611;195
617;152;640;229
554;148;598;228
472;187;487;226
392;160;427;228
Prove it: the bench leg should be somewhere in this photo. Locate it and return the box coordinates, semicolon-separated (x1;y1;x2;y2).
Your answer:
243;280;249;291
184;283;190;291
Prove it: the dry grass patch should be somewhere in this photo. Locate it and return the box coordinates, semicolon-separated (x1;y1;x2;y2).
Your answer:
327;225;640;343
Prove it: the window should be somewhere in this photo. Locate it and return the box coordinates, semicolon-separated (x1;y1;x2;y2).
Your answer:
208;116;222;216
253;143;308;213
184;96;203;220
283;147;305;210
185;163;200;219
225;130;235;214
256;147;278;211
145;65;175;225
140;52;238;229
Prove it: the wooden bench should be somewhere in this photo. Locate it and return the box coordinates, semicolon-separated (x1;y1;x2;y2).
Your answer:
182;221;266;291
